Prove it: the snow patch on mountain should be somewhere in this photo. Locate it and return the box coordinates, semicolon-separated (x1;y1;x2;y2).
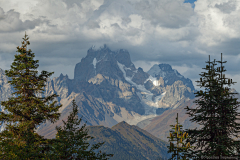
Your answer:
117;61;150;94
144;75;160;86
92;58;97;75
117;61;166;117
93;58;97;68
117;61;135;83
154;92;166;104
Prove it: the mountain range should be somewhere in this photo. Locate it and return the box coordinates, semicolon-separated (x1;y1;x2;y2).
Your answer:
0;44;239;158
35;44;200;137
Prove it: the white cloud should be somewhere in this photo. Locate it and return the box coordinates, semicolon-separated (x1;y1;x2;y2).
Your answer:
194;0;240;46
0;8;41;33
0;0;240;94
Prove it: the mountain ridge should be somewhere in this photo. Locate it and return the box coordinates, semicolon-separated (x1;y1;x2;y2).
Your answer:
85;121;172;160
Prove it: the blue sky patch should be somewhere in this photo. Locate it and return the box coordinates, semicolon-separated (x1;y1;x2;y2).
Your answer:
184;0;197;8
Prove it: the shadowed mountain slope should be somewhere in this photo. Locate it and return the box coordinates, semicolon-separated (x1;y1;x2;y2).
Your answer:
84;121;172;160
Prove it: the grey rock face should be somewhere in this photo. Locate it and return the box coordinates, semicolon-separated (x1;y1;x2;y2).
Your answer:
158;80;196;109
144;77;165;96
34;73;73;106
147;64;197;93
131;67;149;85
88;74;144;115
74;45;136;83
115;49;135;70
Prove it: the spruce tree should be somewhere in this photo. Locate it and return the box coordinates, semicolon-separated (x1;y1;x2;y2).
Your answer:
167;113;195;160
182;53;240;159
45;97;114;160
0;32;62;159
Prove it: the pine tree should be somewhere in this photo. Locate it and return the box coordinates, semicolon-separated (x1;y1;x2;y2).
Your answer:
45;97;114;160
167;113;195;160
182;53;240;159
0;32;62;159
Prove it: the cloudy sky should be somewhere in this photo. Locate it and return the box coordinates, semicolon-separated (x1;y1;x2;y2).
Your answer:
1;0;240;95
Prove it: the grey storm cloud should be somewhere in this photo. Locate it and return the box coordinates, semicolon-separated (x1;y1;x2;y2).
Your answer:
121;17;131;26
134;0;194;28
86;20;100;29
0;7;54;33
215;1;237;14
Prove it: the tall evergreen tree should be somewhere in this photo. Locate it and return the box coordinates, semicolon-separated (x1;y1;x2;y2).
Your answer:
167;113;195;160
44;97;114;160
0;32;62;159
182;53;240;159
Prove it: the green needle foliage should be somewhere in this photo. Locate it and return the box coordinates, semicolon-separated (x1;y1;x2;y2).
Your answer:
0;32;62;159
167;113;195;160
45;97;114;160
182;53;240;159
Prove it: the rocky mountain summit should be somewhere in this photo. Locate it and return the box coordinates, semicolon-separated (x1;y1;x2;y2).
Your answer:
0;44;206;139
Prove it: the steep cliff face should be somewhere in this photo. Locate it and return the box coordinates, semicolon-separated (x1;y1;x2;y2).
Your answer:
131;67;149;85
74;45;134;83
87;74;144;115
157;80;195;109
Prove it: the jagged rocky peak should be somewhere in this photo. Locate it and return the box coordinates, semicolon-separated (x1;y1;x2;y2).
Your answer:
147;63;197;93
115;49;135;70
74;44;137;83
59;73;68;80
147;64;173;78
87;44;113;60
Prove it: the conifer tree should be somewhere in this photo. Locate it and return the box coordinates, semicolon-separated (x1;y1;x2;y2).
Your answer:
45;97;114;160
182;53;240;159
167;113;195;160
0;32;62;159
